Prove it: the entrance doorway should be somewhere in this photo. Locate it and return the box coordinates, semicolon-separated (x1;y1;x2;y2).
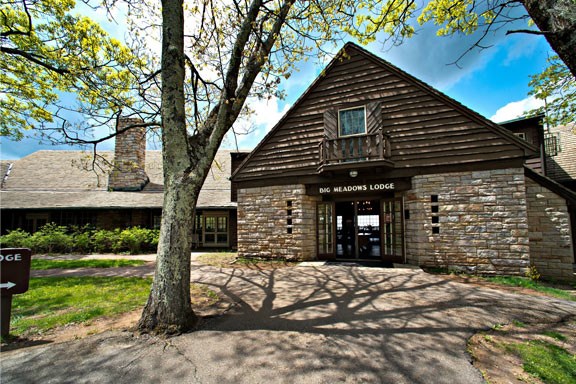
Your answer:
317;198;404;262
336;200;381;259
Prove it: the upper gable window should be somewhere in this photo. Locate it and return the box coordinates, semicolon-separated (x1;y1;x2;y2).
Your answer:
514;132;526;141
339;106;366;137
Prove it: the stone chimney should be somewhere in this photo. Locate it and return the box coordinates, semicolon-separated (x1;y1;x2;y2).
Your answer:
108;118;149;191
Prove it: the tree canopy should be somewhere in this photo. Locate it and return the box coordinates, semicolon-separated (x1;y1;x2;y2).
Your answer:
1;0;147;141
528;55;575;128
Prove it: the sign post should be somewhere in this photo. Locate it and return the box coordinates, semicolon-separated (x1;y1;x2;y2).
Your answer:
1;248;32;337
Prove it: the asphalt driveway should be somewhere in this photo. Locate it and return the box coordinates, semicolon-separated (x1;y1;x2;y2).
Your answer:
2;263;576;383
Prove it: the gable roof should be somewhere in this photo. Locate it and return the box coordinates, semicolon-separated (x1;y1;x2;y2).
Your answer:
232;42;538;183
1;150;238;210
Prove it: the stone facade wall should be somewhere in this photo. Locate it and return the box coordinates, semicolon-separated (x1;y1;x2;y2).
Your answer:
108;118;149;191
405;168;530;276
237;184;320;260
525;178;574;281
545;124;576;182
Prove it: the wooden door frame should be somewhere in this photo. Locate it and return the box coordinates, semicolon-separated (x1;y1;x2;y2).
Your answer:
316;201;336;260
380;197;405;263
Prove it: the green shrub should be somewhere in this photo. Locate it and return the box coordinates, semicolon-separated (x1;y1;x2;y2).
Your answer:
118;227;159;254
146;229;160;250
525;265;541;281
92;229;121;253
0;228;32;248
69;225;94;254
2;225;158;254
28;223;73;254
73;232;92;253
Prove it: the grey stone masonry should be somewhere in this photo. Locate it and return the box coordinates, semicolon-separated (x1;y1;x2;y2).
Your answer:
545;124;576;182
108;118;149;191
405;168;530;276
237;185;320;260
525;177;574;281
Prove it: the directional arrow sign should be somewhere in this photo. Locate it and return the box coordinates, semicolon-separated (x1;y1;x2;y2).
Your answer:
1;248;31;296
0;282;16;290
1;248;32;337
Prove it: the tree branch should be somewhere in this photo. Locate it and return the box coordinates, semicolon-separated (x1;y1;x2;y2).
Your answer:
1;46;70;74
62;116;160;146
506;29;551;36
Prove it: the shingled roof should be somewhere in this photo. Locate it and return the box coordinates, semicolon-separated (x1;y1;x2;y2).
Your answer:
1;150;238;209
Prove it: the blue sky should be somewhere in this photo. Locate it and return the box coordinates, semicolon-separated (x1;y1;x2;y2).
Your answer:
1;5;553;159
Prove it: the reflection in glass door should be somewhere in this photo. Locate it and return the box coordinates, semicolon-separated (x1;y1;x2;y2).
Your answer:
317;202;334;260
381;199;404;262
335;200;381;260
317;198;404;262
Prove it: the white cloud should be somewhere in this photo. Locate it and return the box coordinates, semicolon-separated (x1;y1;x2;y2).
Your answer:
251;97;292;133
224;96;292;149
490;96;544;123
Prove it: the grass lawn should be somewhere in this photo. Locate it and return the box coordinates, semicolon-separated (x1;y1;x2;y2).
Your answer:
31;259;147;270
482;276;576;302
4;276;222;342
505;340;576;384
7;277;152;338
469;319;576;384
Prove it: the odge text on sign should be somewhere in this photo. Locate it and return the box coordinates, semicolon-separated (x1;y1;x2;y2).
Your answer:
1;248;32;296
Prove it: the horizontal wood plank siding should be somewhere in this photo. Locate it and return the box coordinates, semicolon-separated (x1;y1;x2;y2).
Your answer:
234;44;528;182
526;157;543;174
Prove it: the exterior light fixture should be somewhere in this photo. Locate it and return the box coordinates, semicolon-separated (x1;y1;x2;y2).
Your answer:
349;170;358;178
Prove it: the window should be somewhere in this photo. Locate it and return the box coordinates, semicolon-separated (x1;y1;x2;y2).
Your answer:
339;107;366;137
431;195;440;234
202;213;228;246
545;134;560;156
514;132;526;141
286;200;293;234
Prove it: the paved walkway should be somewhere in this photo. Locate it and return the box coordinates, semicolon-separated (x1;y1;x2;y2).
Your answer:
3;258;576;383
30;252;202;278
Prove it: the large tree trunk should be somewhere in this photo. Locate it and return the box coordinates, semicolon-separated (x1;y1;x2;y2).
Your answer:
522;0;576;77
138;0;296;334
138;0;199;334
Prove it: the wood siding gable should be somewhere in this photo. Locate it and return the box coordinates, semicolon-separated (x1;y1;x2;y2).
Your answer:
232;43;538;183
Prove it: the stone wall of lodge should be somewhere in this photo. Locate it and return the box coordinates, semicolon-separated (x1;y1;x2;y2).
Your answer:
237;185;319;260
237;168;574;281
525;177;574;281
405;168;531;276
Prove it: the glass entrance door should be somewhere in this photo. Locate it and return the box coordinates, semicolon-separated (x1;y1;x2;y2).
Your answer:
335;200;381;260
318;198;404;262
317;202;334;260
381;199;404;263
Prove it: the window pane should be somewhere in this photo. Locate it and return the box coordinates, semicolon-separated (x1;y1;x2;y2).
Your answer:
217;217;227;232
205;217;215;232
205;234;216;243
339;107;365;136
217;234;228;244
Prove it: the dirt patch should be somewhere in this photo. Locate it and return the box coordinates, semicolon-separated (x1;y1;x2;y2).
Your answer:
196;253;298;270
468;318;576;383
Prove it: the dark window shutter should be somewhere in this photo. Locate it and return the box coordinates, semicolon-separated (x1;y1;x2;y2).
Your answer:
366;102;382;134
324;109;338;139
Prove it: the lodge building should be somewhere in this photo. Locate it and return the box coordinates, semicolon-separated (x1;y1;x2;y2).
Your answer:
2;43;575;281
1;120;248;250
231;43;576;281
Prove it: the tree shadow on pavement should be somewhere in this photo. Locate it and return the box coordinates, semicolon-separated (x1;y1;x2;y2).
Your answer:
178;264;576;383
